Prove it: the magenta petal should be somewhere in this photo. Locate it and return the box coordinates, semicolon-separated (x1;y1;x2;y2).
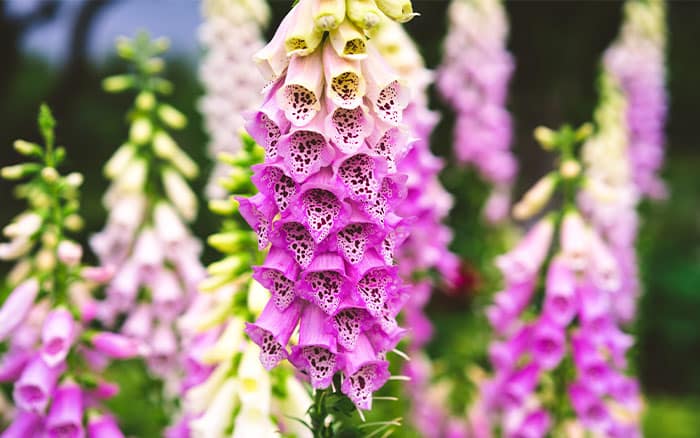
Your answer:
253;247;299;311
237;193;277;250
87;415;125;438
245;299;302;370
289;305;338;389
45;384;84;438
1;410;42;437
251;164;298;214
41;307;76;368
13;355;62;413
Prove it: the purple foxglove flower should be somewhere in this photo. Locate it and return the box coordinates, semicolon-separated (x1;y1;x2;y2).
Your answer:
91;332;141;359
13;355;62;413
245;299;302;370
147;323;178;375
572;335;612;396
276;119;336;184
298;253;350;314
530;317;565;371
568;382;611;433
149;270;184;321
87;415;124;438
495;218;554;285
489;326;530;372
500;364;539;410
486;279;536;334
251;163;299;214
542;258;577;326
40;307;76;367
588;230;621;292
0;409;42;438
237;193;278;250
132;228;164;281
45;384;84;438
560;212;589;271
0;346;32;382
277;49;324;126
253;248;299;311
509;409;551;438
0;278;40;342
340;334;390;410
121;304;153;341
290;305;338;388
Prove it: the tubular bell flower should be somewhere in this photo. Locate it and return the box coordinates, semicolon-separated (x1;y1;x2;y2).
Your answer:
0;105;130;435
91;34;205;390
437;0;516;222
200;0;270;198
240;0;421;411
481;124;643;437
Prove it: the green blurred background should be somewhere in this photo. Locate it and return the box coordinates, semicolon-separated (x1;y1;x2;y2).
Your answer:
0;1;698;436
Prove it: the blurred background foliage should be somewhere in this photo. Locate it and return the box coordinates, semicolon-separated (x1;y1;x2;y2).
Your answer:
0;1;698;436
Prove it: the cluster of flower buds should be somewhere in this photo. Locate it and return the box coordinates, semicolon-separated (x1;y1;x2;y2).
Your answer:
0;105;139;437
482;125;642;438
603;0;667;200
199;0;270;198
91;33;206;388
437;0;516;223
169;136;312;438
240;0;418;410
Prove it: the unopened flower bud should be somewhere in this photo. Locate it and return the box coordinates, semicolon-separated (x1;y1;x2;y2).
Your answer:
208;198;238;216
13;140;41;157
91;332;142;359
313;0;346;31
534;126;557;150
102;74;133;92
375;0;416;23
65;172;84;188
64;214;84;232
560;160;581;179
136;91;156;111
36;248;56;271
347;0;383;30
129;118;152;144
157;104;187;129
104;144;136;178
513;173;557;220
57;240;83;267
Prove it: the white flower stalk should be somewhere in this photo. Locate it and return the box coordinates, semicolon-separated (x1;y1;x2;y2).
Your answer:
199;0;270;198
92;34;206;396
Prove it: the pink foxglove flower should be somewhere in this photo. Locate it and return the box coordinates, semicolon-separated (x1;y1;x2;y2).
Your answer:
239;0;423;410
92;35;206;391
438;0;516;222
482;125;642;437
580;0;667;323
199;0;270;198
0;105;131;435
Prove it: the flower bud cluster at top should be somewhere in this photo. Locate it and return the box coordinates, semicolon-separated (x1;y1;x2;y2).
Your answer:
438;0;516;223
168;136;312;438
481;125;642;437
199;0;271;199
0;105;137;437
90;33;206;389
239;0;417;410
